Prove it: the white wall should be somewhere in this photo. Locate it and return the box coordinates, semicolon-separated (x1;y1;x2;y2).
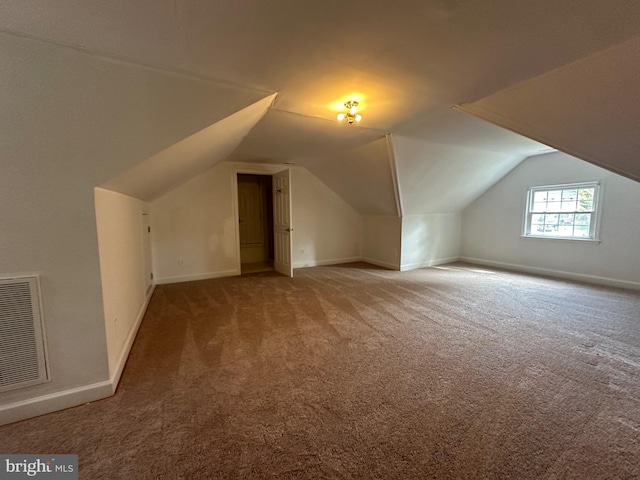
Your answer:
362;216;402;270
292;168;362;268
401;214;461;271
0;31;264;425
95;188;153;381
461;152;640;289
151;163;363;282
151;162;239;283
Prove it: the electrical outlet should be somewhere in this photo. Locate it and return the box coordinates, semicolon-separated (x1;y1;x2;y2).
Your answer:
300;248;305;255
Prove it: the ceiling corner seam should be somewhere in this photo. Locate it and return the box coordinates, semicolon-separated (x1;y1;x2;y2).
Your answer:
386;134;404;218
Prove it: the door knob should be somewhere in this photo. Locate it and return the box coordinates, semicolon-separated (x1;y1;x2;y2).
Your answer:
286;228;293;232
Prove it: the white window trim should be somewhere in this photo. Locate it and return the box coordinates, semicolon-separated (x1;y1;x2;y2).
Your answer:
522;181;602;242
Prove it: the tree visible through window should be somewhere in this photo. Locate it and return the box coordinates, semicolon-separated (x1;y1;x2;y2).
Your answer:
524;182;600;239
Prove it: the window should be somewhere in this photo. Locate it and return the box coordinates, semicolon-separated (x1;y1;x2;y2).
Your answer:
524;182;600;240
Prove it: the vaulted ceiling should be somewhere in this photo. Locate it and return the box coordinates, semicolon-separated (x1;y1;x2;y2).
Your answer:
3;1;639;213
458;35;640;183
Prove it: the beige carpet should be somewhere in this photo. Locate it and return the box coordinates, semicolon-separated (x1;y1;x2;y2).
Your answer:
1;262;639;479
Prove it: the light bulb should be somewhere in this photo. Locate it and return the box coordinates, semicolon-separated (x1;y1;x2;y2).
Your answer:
337;113;345;121
355;114;362;122
349;106;358;115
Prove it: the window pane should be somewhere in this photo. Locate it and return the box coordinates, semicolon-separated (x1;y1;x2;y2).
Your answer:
531;214;545;225
547;201;562;212
562;189;578;201
532;202;546;213
561;200;577;212
578;188;595;211
558;225;574;236
574;225;590;237
575;213;591;226
545;213;559;225
534;225;556;234
559;213;574;225
550;215;560;235
539;214;559;235
548;190;562;202
533;191;548;203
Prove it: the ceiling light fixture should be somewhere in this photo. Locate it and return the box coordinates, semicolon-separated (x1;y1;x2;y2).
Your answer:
337;101;362;124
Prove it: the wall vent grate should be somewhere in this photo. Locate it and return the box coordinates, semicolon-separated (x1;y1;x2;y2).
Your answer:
0;277;49;393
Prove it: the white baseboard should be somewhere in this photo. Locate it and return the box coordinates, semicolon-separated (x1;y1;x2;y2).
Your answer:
109;284;156;391
460;257;640;291
0;285;158;426
400;256;460;272
0;380;113;426
362;257;401;271
155;269;239;285
293;256;363;269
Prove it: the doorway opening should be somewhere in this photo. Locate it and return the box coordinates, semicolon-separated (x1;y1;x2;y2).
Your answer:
237;174;275;274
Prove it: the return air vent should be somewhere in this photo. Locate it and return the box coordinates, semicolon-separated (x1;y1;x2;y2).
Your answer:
0;276;49;393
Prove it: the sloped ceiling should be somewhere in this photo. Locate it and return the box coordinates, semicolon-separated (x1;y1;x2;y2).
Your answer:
2;1;640;211
306;137;398;216
228;109;383;166
3;1;638;144
456;35;640;183
101;95;276;201
399;108;556;156
393;135;526;214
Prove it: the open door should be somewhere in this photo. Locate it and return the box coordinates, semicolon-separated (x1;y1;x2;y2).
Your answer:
237;174;275;274
273;169;293;277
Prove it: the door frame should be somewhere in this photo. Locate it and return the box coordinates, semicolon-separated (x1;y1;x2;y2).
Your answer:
140;211;153;294
232;163;292;276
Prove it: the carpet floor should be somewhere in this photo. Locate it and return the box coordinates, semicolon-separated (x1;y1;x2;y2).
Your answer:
1;262;639;479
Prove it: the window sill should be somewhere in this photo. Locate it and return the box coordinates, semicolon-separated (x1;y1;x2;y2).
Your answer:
521;235;601;244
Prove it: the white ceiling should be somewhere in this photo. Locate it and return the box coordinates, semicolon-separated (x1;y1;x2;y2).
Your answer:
101;95;276;201
307;137;398;216
393;136;527;214
3;1;639;214
228;109;384;165
458;35;640;183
